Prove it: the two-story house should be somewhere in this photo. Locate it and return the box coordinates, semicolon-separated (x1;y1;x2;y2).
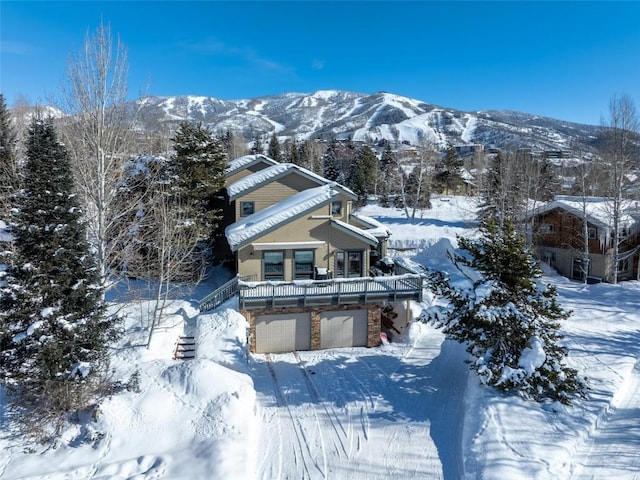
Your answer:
528;195;640;282
203;154;423;354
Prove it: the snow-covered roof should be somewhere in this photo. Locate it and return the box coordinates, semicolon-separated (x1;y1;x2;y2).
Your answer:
530;195;640;230
331;219;379;246
350;213;391;238
227;162;356;200
225;184;341;251
225;154;279;178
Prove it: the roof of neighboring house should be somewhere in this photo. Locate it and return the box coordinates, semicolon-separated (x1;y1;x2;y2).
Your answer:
331;219;379;246
225;154;279;178
226;162;356;200
350;213;391;238
225;183;341;251
530;195;640;230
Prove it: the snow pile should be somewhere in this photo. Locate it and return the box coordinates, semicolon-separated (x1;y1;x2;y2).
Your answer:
2;196;640;479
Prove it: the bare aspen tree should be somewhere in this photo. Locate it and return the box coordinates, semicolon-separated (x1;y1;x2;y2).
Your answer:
146;185;204;348
58;22;138;292
599;94;639;284
399;138;437;221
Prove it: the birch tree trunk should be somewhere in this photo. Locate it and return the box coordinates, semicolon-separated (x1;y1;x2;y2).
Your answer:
58;22;139;294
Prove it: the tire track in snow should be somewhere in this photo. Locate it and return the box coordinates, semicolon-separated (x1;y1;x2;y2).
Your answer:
253;356;284;480
570;359;640;480
293;352;352;458
266;354;327;479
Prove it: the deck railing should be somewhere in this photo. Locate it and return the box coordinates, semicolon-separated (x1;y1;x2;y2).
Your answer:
199;276;239;312
238;274;423;310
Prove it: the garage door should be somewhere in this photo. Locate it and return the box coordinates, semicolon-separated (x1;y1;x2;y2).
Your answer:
320;310;368;349
255;312;311;354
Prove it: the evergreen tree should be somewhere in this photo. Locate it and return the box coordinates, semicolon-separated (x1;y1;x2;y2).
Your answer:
0;118;120;435
0;94;19;217
167;122;227;246
348;145;378;204
433;145;464;195
379;144;397;207
322;139;341;181
267;133;282;162
428;218;585;404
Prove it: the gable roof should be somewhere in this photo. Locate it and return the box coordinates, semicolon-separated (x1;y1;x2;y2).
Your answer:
330;219;379;246
226;162;357;200
530;195;640;230
225;183;341;251
225;154;279;178
350;213;391;238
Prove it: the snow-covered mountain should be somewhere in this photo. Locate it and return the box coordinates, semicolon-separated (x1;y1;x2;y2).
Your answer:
134;90;602;151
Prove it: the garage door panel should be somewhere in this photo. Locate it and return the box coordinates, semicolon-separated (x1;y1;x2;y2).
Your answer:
256;312;311;354
320;310;368;349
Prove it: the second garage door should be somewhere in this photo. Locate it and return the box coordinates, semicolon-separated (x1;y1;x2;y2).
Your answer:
255;312;311;354
320;309;368;349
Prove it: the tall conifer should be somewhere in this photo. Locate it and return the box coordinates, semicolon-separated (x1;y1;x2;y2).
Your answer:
0;118;119;433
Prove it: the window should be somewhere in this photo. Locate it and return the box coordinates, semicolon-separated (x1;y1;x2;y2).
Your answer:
618;258;630;274
348;251;363;277
331;201;342;216
541;251;555;267
263;251;284;281
335;250;363;278
294;250;314;279
572;258;589;281
335;251;345;278
588;227;597;240
539;223;554;234
240;201;255;217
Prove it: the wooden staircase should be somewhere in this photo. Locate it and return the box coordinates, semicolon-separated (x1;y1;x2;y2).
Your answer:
173;336;196;360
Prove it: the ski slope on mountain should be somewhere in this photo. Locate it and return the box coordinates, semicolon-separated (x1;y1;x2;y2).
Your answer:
1;196;639;479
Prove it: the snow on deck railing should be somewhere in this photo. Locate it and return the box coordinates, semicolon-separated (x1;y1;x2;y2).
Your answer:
238;274;423;309
199;276;239;312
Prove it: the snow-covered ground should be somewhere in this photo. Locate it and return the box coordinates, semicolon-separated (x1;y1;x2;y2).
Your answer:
1;196;640;479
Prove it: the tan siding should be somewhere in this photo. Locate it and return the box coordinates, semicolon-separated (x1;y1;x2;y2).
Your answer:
233;174;332;220
226;162;272;186
235;202;372;280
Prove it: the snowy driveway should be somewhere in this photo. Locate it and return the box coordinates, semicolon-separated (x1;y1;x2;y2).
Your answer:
249;325;469;480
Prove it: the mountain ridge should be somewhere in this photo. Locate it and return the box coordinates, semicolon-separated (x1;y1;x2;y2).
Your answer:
133;89;601;151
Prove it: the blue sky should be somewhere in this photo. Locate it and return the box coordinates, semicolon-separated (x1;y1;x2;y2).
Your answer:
1;1;639;125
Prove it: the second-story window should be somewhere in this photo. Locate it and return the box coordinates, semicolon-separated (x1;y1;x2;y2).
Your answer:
241;201;255;217
294;250;314;279
588;227;597;239
263;251;284;281
331;201;342;216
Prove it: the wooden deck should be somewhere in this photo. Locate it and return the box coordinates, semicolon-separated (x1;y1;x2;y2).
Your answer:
238;274;423;310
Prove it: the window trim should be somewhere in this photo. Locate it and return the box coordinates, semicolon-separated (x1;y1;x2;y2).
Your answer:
263;250;284;281
539;222;554;234
335;249;364;278
293;250;315;279
240;201;255;217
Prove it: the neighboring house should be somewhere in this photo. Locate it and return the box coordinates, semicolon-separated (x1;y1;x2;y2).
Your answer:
206;155;423;354
528;196;640;282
